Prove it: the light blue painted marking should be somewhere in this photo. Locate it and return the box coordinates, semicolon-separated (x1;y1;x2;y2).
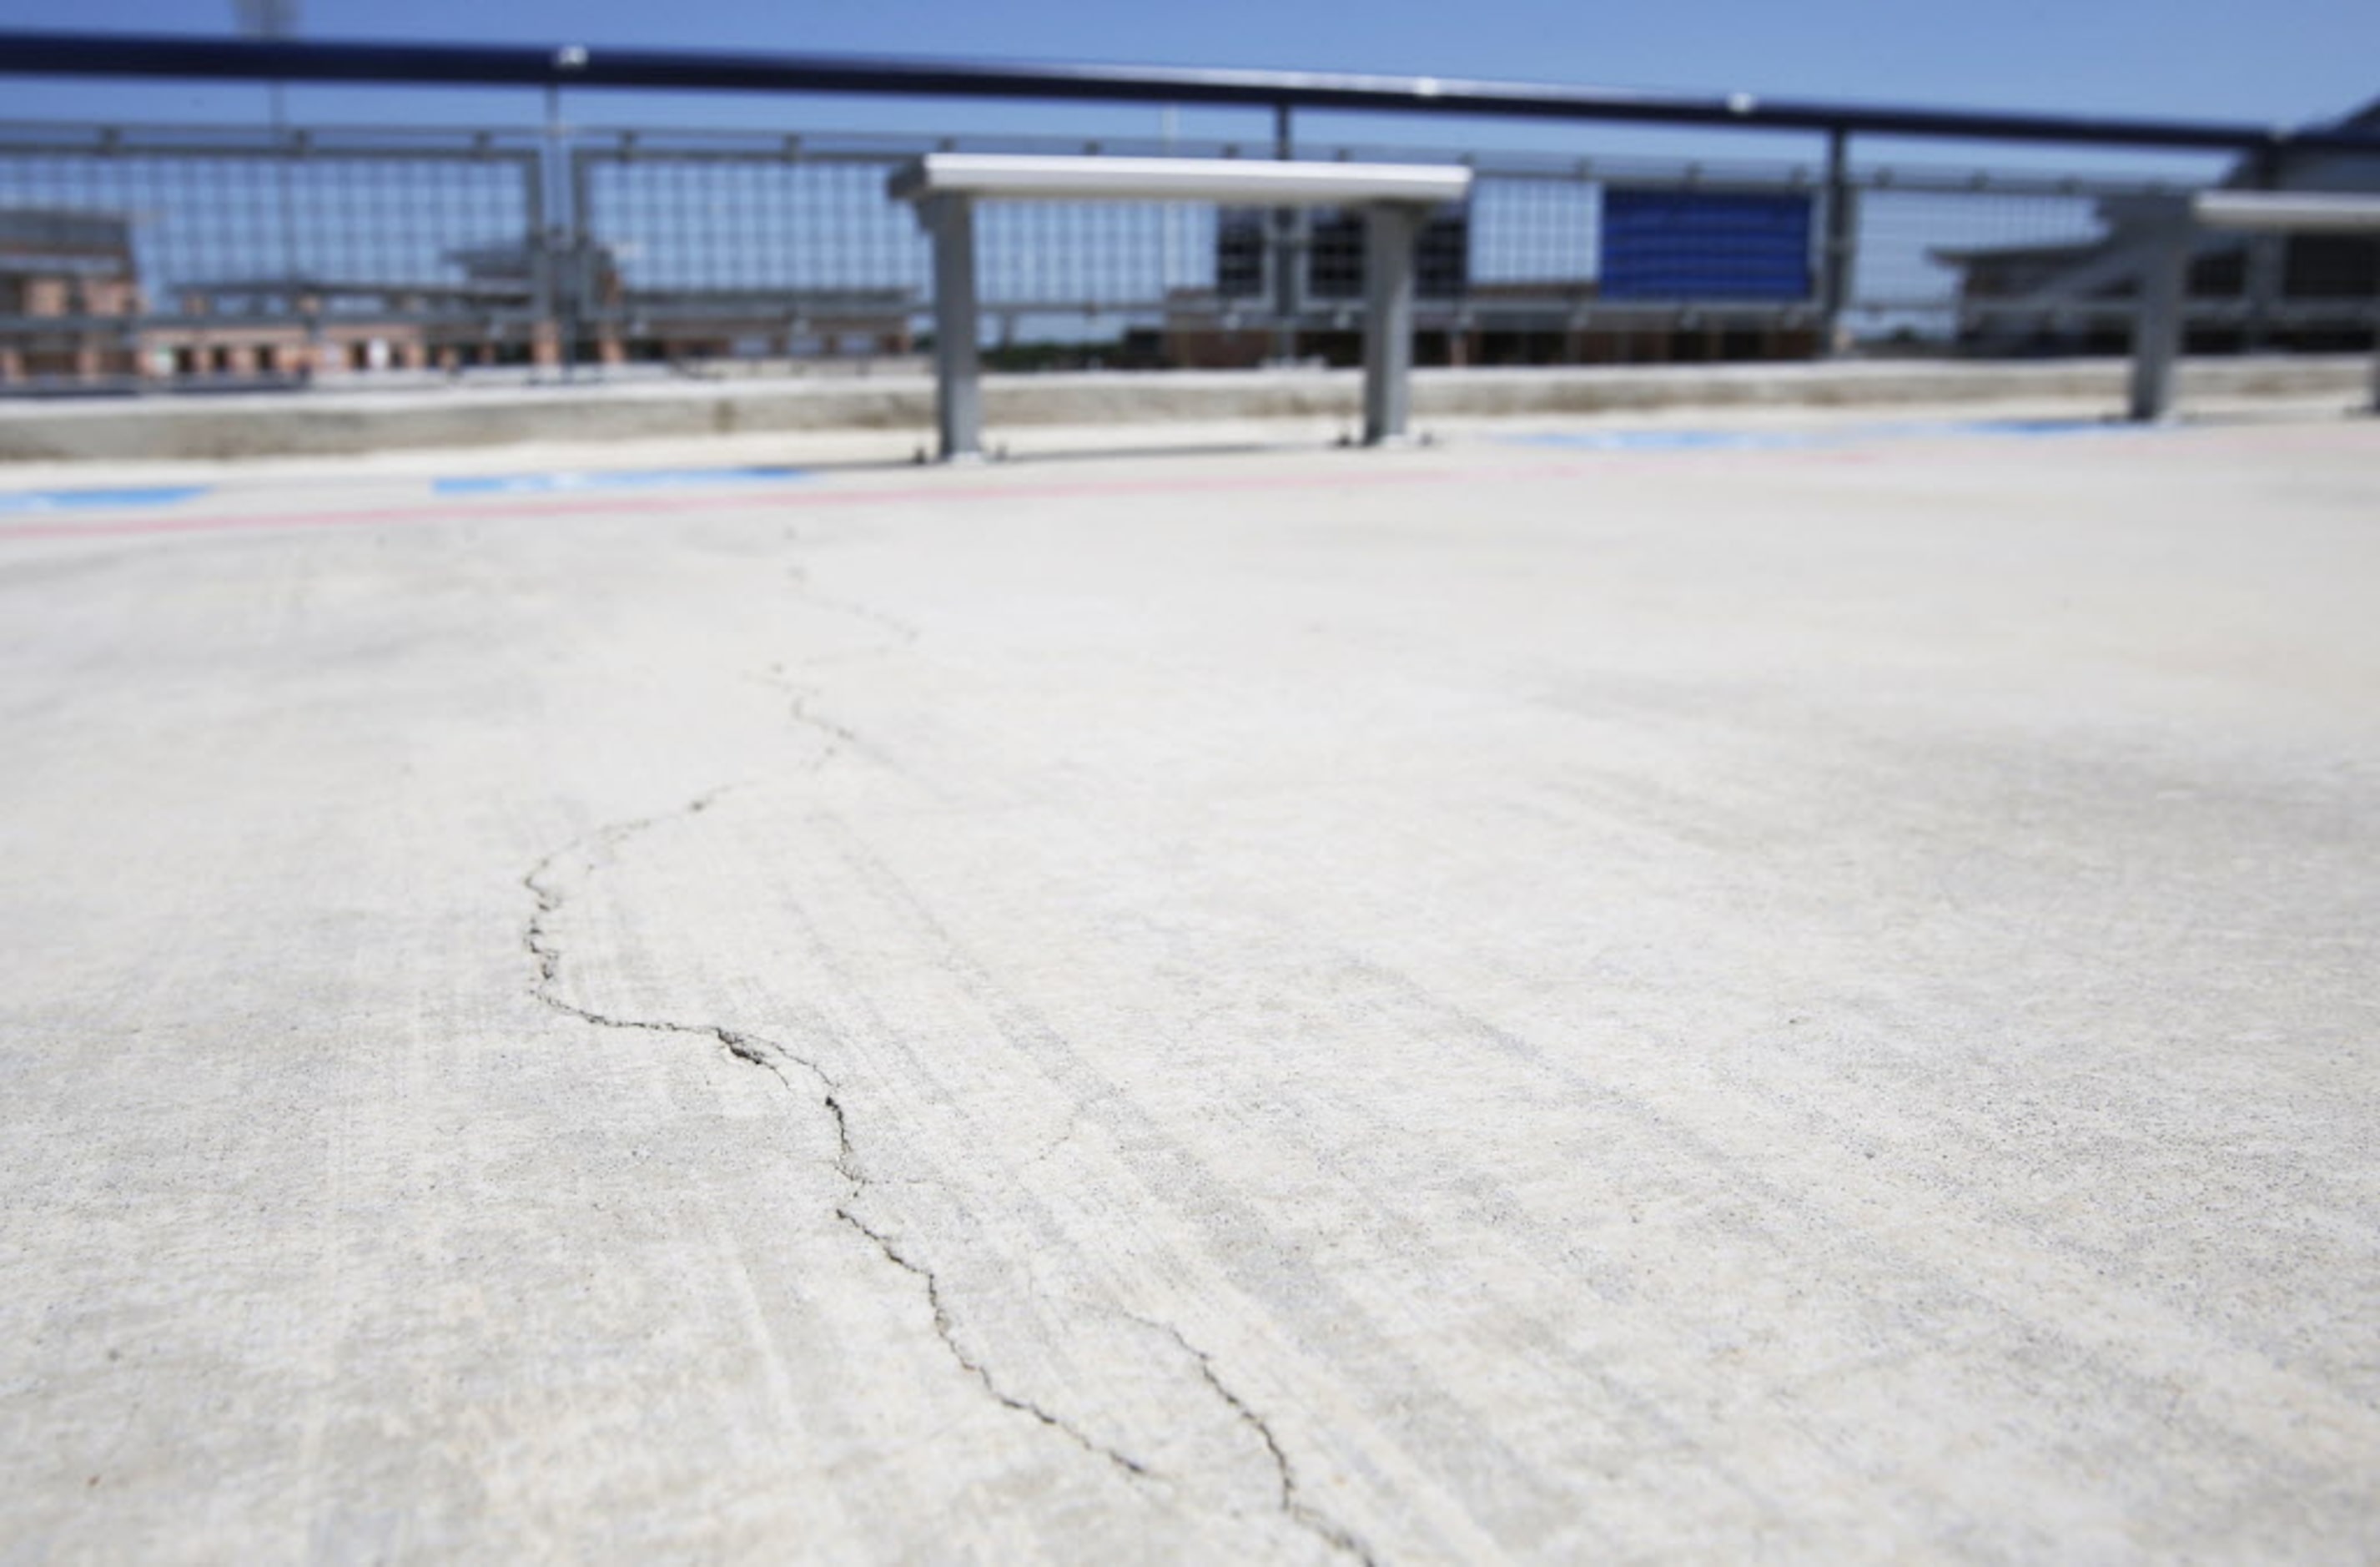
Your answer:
433;466;812;496
1884;418;2131;441
0;485;211;514
1505;417;2126;452
1508;429;1814;452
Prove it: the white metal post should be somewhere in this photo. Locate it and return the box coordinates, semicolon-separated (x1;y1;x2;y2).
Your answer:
2127;217;2191;423
1820;128;1855;355
1363;202;1424;445
921;194;983;460
1271;102;1300;365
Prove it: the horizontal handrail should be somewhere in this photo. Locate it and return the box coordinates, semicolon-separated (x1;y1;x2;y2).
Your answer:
2193;191;2380;232
4;30;2380;154
889;154;1472;205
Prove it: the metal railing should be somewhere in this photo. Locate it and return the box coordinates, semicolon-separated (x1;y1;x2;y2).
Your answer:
2;30;2376;390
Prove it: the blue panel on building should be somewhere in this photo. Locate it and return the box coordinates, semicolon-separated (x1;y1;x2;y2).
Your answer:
1599;189;1814;300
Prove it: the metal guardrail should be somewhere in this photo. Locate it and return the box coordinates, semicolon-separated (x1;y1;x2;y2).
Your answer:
8;29;2380;154
2126;192;2380;418
1;32;2376;391
894;154;1473;455
7;121;2374;387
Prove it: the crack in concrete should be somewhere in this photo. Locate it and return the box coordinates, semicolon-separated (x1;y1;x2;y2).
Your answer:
1129;1314;1379;1566
826;1184;1152;1483
783;559;924;653
521;786;740;995
521;794;1152;1488
756;663;863;774
748;552;925;778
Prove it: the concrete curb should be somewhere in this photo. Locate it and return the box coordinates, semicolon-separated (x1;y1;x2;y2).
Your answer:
1;355;2367;461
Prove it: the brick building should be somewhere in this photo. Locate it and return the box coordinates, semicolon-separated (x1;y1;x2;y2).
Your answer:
0;209;143;382
2;215;918;387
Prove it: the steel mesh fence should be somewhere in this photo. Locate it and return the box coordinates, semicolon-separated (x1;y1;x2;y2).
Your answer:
1;117;2372;386
0;131;537;320
1844;170;2380;349
577;152;923;293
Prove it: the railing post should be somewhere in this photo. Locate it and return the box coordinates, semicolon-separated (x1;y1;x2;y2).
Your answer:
1362;201;1424;444
1271;101;1300;365
570;149;605;366
1820;127;1855;355
537;84;576;380
529;139;560;379
2127;200;2191;422
920;193;983;460
2240;149;2282;353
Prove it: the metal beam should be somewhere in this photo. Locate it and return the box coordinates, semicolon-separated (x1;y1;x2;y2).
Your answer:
6;30;2380;154
886;155;1471;205
917;194;982;461
1362;204;1424;445
1819;128;1853;354
1273;102;1299;367
2190;190;2380;417
2192;190;2380;232
2125;203;2194;423
895;155;1461;454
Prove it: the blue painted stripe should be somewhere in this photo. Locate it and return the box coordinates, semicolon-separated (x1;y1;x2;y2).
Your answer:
1505;417;2128;453
1898;417;2131;440
433;466;812;496
1508;429;1815;452
0;484;211;514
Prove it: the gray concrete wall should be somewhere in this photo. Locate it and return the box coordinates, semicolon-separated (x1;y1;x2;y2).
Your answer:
1;355;2368;462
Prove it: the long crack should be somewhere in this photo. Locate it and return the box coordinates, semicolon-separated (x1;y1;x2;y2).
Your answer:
522;794;1152;1486
752;553;925;778
518;563;1372;1528
756;664;863;774
1128;1314;1380;1566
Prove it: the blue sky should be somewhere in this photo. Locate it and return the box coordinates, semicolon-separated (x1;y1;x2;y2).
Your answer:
0;0;2372;165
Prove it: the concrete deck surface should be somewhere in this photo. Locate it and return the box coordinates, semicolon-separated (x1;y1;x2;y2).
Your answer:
3;411;2377;1562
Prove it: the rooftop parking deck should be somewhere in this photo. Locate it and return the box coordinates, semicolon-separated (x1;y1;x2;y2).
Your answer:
3;409;2377;1561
